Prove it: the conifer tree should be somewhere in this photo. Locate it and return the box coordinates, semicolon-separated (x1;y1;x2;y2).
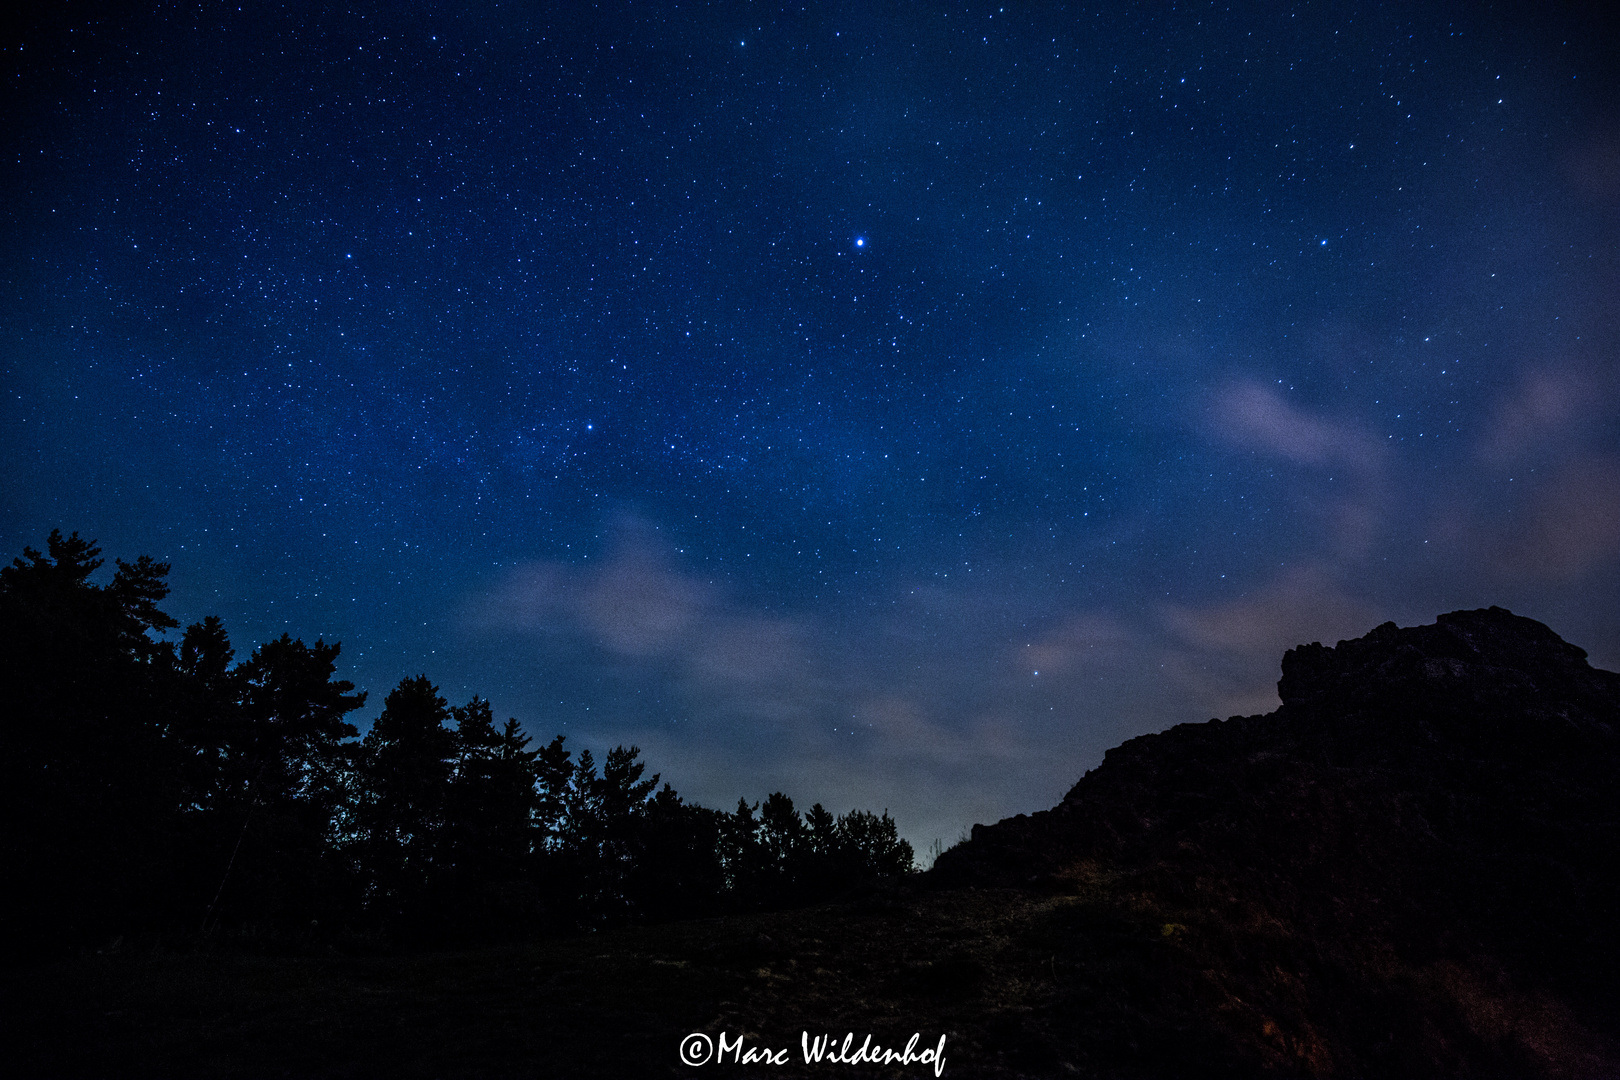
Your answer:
354;676;457;926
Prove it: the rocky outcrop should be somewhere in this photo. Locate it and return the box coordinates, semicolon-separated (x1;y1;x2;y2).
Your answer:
932;607;1620;1077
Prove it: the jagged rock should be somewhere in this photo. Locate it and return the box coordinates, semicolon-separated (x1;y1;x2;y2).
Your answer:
931;608;1620;1077
937;607;1619;884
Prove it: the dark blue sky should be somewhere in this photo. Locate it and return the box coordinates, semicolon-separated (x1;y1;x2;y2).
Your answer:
5;1;1618;850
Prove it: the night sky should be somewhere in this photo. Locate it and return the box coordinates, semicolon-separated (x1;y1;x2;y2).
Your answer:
5;2;1618;853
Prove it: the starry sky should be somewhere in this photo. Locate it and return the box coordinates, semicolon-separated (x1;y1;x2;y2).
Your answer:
5;2;1618;853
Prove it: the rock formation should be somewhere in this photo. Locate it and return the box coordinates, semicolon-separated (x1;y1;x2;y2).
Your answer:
933;607;1620;1076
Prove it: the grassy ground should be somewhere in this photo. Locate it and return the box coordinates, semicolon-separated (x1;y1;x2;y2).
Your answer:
17;876;1604;1078
9;885;1177;1079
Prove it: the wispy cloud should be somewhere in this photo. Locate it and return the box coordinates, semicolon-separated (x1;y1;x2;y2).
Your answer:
465;520;1391;850
469;520;827;726
1208;381;1383;473
465;519;1067;847
1018;566;1385;723
1513;455;1620;581
1159;566;1384;715
1477;363;1604;467
1162;565;1377;659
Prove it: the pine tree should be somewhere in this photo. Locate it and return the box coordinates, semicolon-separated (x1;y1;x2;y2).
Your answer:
354;676;457;928
202;633;366;931
1;532;188;948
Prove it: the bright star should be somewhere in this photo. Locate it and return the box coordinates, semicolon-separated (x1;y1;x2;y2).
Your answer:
855;236;865;248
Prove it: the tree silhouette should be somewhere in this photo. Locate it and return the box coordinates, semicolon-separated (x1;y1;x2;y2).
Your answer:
831;808;915;880
630;784;727;921
5;531;920;951
559;745;662;925
201;633;366;931
1;532;188;948
436;699;553;936
713;794;917;910
353;676;457;929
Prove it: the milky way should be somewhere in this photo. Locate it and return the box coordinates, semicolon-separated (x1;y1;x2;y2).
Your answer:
4;3;1617;850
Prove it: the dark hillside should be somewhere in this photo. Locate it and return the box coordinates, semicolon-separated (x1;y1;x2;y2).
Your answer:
933;607;1620;1076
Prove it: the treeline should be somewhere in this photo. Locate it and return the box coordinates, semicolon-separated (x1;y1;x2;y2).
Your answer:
2;532;912;953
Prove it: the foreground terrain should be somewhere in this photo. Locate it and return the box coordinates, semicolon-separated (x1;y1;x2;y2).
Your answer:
11;608;1620;1078
6;883;1339;1078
